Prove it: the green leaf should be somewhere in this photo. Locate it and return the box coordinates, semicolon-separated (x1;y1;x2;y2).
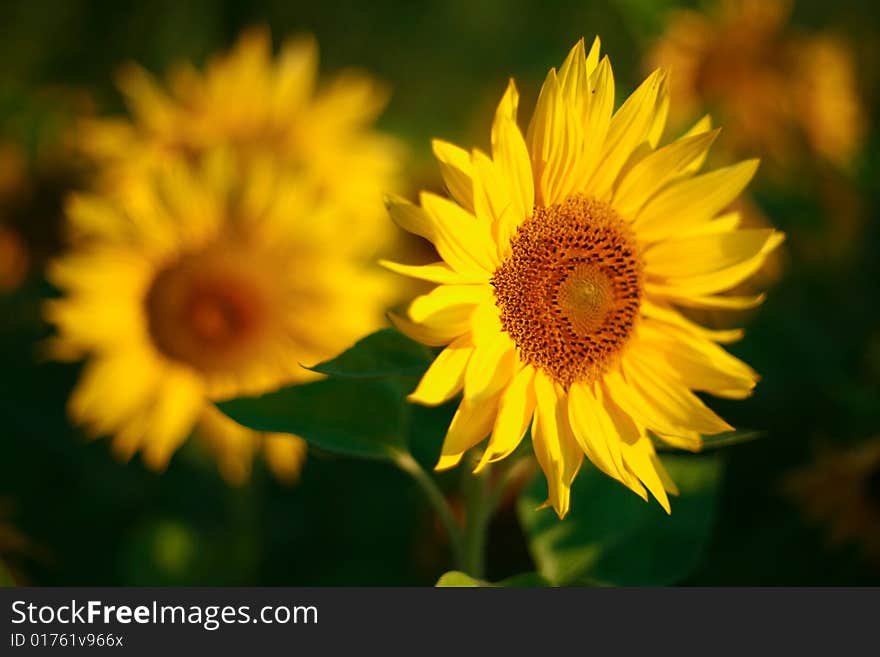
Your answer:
217;377;408;461
435;571;552;587
518;454;722;586
699;430;765;449
307;329;434;379
655;430;764;452
436;571;482;587
497;572;552;587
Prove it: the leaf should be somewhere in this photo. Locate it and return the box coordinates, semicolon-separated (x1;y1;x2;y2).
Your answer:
436;571;482;587
217;378;409;461
518;454;722;586
654;429;765;451
699;430;765;449
307;328;434;379
435;570;552;587
497;572;553;587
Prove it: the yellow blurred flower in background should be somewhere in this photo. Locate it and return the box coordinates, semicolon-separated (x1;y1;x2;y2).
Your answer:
786;439;880;568
386;38;782;518
648;0;864;169
75;27;400;249
51;28;403;483
47;151;394;479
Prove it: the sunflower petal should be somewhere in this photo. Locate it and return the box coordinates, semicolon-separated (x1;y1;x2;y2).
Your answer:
587;68;669;200
644;229;780;279
613;128;720;218
435;394;500;470
464;333;516;402
409;335;473;406
531;371;583;518
433;139;475;212
634;159;760;241
475;364;536;471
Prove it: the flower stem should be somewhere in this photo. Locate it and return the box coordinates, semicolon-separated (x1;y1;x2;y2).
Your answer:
461;461;492;580
391;451;466;570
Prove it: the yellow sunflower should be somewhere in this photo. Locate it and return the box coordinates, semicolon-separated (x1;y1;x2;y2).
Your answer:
385;38;783;517
648;0;864;168
46;151;391;475
75;26;401;250
786;439;880;567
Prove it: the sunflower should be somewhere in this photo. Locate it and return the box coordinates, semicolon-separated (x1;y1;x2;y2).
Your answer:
384;38;783;517
648;0;864;168
786;439;880;567
46;151;392;475
75;26;401;249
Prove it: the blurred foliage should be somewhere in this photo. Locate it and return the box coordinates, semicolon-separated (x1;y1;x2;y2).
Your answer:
1;0;880;585
519;455;721;585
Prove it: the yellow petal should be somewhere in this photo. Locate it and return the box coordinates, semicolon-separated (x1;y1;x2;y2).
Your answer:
408;284;488;325
567;380;628;484
464;333;516;403
379;260;478;285
526;68;583;206
263;433;308;484
388;312;465;347
471;149;520;259
634;159;760;241
420;191;499;273
644;229;780;279
559;39;588;108
531;372;583;518
435;394;500;470
640;298;744;344
680;114;713;174
621;354;734;436
638;321;758;397
603;367;691;440
475;364;536;471
587;68;669;200
679;211;742;238
408;335;473;406
620;434;671;513
68;348;161;435
385;193;495;277
584;36;601;75
578;56;615;186
647;288;767;310
141;367;205;470
652;234;783;297
613;129;720;218
469;298;504;346
432;139;475;212
490;81;534;250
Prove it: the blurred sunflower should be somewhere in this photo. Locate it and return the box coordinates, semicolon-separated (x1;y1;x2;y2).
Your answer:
75;27;400;250
648;0;864;169
786;439;880;567
0;133;80;292
385;38;783;517
46;152;392;477
61;28;403;483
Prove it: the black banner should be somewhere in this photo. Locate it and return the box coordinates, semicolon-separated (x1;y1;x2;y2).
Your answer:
1;587;877;654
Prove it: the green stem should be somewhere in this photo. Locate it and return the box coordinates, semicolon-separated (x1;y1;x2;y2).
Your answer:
392;451;466;570
461;462;492;579
486;457;535;515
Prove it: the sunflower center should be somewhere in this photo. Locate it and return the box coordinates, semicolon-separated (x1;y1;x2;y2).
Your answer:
491;194;644;388
145;248;272;374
